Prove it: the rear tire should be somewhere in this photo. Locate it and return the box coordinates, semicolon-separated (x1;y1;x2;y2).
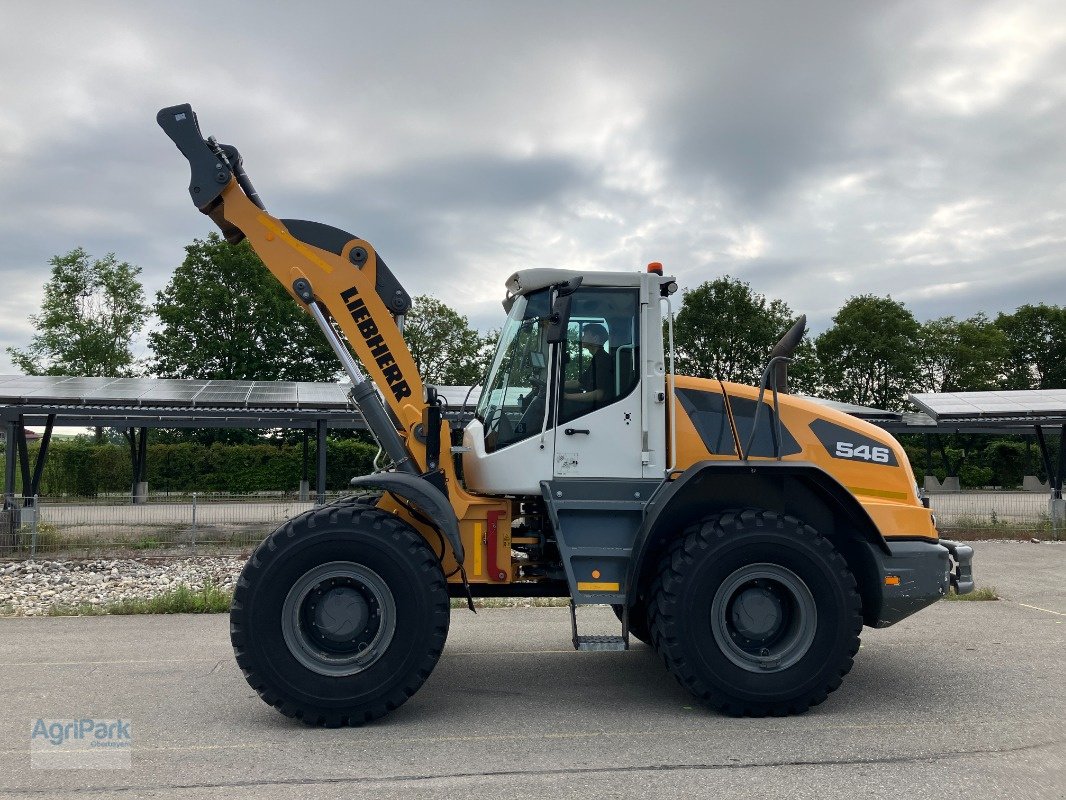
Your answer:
647;509;861;716
230;503;449;727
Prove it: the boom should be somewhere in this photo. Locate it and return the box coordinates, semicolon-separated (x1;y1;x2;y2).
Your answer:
157;105;424;454
158;103;510;574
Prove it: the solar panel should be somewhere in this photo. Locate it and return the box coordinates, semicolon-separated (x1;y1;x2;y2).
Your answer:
0;374;372;431
247;384;300;407
17;377;119;402
192;388;253;406
910;390;1066;420
295;383;352;408
139;381;210;406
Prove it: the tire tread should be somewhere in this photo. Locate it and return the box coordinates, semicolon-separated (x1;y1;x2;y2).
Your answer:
230;501;449;727
647;508;862;717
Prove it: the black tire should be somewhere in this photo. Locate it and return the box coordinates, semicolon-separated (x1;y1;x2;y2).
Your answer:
647;509;861;717
611;603;652;646
230;503;449;727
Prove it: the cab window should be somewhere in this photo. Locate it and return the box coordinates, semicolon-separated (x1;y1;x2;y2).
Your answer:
558;287;640;425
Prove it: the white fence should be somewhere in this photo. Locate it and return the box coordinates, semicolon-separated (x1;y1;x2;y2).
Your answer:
0;490;1058;558
0;493;350;556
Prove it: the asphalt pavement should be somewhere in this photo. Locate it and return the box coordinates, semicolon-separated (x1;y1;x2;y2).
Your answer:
0;540;1062;799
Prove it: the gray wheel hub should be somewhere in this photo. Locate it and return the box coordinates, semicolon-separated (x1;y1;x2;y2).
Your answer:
314;586;369;643
731;585;784;640
281;561;396;677
710;563;817;673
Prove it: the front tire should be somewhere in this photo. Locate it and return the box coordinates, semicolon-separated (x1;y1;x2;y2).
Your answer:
647;509;861;716
230;504;450;727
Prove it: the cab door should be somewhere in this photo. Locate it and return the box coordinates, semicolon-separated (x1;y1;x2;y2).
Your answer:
552;287;644;479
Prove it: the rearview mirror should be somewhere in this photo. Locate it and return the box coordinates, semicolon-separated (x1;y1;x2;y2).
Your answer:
546;278;583;344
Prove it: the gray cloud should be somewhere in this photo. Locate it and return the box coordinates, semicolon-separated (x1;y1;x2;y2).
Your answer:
0;0;1063;373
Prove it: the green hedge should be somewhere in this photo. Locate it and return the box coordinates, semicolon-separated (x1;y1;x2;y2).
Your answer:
900;436;1048;489
13;439;377;497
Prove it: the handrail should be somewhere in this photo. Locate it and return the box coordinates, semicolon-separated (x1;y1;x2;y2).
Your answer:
664;295;677;475
742;354;793;461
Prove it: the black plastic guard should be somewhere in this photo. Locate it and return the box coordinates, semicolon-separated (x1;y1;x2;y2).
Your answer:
349;472;464;564
869;540;952;627
281;219;412;316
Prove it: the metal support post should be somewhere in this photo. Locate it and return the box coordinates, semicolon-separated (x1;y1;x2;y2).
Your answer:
30;495;38;556
300;429;310;502
4;418;16;509
1035;424;1064;540
16;417;30;500
316;419;327;505
28;415;55;502
1056;424;1065;500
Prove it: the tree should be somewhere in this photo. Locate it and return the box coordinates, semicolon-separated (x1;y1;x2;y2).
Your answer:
672;276;798;385
784;338;822;396
814;295;921;410
403;295;491;385
918;313;1008;393
150;233;339;382
995;304;1066;389
8;247;148;377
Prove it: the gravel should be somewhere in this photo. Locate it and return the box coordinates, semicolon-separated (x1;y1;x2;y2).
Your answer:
0;557;245;616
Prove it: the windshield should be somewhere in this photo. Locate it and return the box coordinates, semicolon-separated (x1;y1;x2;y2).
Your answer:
476;288;552;452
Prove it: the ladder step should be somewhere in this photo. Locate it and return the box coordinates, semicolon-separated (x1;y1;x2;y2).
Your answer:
574;635;627;652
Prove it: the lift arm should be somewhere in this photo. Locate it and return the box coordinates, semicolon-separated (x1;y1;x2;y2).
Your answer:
157;103;430;473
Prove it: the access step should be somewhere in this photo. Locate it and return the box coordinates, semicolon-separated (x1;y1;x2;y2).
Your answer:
569;601;629;651
574;635;627;652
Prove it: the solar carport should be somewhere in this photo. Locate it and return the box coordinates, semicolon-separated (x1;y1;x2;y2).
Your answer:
0;375;370;505
0;375;480;507
1;375;1062;519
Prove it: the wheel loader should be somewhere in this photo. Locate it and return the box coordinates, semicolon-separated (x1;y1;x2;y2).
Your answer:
158;104;975;726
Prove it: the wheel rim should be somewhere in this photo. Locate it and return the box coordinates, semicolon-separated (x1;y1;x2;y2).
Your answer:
281;561;397;677
710;563;817;673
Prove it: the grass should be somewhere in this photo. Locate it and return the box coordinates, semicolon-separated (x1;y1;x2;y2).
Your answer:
42;588;565;616
48;580;233;616
942;585;999;601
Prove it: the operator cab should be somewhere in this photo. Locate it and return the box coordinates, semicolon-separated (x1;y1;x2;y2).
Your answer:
464;268;671;495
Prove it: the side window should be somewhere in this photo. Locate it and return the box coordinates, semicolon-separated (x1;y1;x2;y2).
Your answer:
557;287;640;425
675;387;802;458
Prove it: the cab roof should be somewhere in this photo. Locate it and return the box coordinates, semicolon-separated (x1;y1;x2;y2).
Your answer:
505;268;655;297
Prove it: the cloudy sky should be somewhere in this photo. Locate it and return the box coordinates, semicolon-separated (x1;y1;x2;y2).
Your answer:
1;0;1064;372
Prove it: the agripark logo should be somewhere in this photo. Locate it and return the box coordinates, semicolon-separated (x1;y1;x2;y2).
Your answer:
30;718;132;769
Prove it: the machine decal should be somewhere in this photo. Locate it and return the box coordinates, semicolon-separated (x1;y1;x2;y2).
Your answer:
555;452;578;474
809;418;899;466
340;286;412;401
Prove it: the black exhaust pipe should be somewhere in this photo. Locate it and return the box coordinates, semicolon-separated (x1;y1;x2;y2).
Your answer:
769;314;806;394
